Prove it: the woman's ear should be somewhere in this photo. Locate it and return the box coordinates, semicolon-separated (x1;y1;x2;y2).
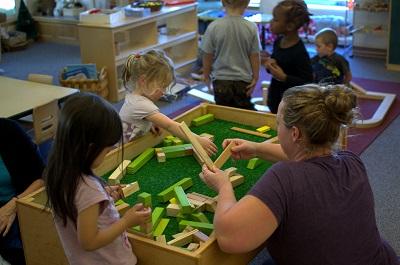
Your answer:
291;126;302;143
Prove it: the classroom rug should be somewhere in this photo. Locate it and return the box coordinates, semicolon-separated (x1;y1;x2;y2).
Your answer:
173;75;400;156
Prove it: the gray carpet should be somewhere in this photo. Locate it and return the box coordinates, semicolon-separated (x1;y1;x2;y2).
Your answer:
1;41;399;261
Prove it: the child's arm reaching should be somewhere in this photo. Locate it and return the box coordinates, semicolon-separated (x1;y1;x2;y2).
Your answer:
147;112;218;156
77;202;151;251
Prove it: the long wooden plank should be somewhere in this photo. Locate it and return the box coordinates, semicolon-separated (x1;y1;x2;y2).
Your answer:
231;127;271;138
179;121;214;168
213;141;235;169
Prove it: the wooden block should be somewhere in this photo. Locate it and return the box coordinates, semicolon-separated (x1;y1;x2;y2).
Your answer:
137;192;152;208
122;181;140;198
151;207;165;228
116;201;130;216
108;160;131;184
172;138;183;145
179;220;214;236
191;212;209;223
192;230;209;243
167;229;199;247
172;232;186;239
157;152;166;162
127;148;155;174
153;218;170;237
230;175;244;188
157;178;193;202
199;133;214;142
224;167;237;177
231;127;271;138
214;141;235;169
174;186;193;214
187;243;200;251
247;158;262;170
205;201;217;213
191;113;214;127
256;125;270;133
189;192;215;203
156;235;167;244
166;203;181;217
163;139;173;146
140;220;152;234
193;149;204;164
179;121;214;168
187;198;206;212
155;147;163;153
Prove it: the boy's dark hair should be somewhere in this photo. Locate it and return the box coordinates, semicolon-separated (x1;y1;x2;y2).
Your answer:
316;28;338;49
222;0;250;9
276;0;312;30
45;93;123;226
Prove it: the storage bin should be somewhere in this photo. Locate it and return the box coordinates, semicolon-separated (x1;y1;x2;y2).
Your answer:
60;67;109;99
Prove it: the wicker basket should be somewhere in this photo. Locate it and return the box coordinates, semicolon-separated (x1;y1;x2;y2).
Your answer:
60;67;109;99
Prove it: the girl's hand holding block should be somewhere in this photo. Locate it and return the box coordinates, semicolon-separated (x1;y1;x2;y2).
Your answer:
122;203;152;228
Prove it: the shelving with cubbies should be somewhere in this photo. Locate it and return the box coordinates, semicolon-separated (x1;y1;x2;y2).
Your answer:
78;3;198;102
352;2;389;58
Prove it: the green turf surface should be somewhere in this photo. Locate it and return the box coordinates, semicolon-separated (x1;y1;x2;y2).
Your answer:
103;118;277;240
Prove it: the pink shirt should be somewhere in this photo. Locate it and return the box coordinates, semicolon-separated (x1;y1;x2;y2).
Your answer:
54;175;137;265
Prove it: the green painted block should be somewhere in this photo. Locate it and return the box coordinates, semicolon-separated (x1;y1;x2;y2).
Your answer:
157;178;193;202
172;138;183;145
153;218;170;237
179;220;214;235
152;207;165;228
138;192;152;208
192;113;215;127
163;139;173;146
114;199;125;206
174;186;192;214
247;158;262;170
176;212;192;223
165;135;175;140
191;212;209;223
161;144;192;152
127;148;154;174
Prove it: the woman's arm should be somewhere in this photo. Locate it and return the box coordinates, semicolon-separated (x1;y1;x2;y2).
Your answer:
201;166;278;253
147;113;217;155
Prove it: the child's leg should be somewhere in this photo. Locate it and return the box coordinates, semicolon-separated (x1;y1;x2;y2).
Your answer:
213;80;235;107
231;81;255;110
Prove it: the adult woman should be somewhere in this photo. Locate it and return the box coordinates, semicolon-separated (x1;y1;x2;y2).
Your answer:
201;84;398;264
0;118;45;265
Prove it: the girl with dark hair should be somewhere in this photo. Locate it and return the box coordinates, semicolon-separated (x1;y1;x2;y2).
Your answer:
45;93;151;265
261;0;314;113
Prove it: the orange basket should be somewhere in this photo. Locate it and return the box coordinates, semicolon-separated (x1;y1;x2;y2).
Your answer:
60;67;109;99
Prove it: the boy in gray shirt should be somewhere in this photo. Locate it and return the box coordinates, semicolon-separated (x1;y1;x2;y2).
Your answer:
201;0;261;110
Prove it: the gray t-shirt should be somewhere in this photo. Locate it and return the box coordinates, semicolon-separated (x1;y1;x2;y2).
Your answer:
119;94;159;142
201;15;261;82
249;151;398;265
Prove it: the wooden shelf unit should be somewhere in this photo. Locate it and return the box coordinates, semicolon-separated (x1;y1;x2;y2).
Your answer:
34;16;80;45
352;7;389;59
78;4;198;102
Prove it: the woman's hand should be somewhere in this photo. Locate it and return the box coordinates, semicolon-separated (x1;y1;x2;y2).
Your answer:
122;203;152;228
201;164;231;192
198;136;218;156
105;185;125;201
0;198;17;236
223;139;258;160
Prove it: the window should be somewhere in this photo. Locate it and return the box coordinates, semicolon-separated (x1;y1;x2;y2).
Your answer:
305;0;348;6
0;0;16;16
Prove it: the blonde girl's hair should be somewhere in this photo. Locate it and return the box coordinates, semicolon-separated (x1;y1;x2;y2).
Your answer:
122;49;176;94
281;84;358;148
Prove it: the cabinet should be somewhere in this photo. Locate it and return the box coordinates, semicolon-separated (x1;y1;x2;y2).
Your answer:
34;16;80;45
78;4;198;102
352;6;389;58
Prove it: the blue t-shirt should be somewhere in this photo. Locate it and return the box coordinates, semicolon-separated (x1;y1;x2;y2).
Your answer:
249;151;398;265
0;154;16;205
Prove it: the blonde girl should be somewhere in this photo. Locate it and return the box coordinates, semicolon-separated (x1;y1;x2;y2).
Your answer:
119;49;217;155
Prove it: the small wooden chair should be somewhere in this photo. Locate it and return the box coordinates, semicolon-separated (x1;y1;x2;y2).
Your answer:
32;100;58;145
27;74;54;85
